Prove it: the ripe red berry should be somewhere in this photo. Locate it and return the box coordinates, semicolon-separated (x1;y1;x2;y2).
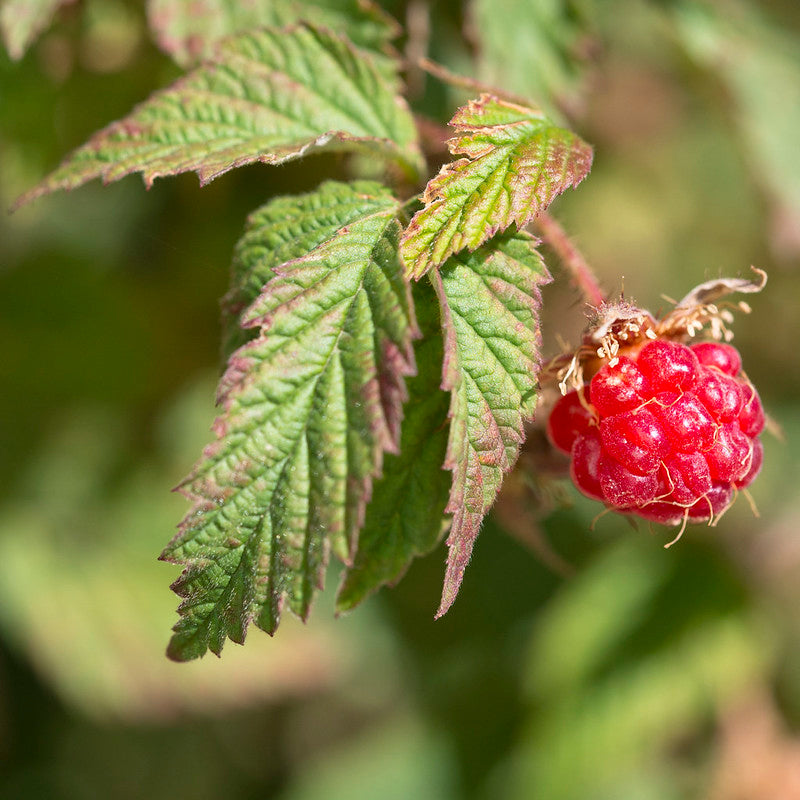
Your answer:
738;384;766;437
590;356;650;416
693;369;743;423
654;392;716;453
546;389;594;454
690;342;742;376
600;407;669;475
548;337;764;528
637;339;699;392
570;431;604;500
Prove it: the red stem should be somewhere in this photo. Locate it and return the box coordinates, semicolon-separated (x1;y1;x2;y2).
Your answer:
536;211;606;307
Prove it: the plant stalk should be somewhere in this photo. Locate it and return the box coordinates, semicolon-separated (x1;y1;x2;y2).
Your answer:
536;211;606;307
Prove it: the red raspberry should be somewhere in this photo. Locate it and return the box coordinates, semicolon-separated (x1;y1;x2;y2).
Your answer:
546;389;595;454
590;356;650;415
691;342;742;376
570;431;604;501
548;339;764;528
600;407;669;474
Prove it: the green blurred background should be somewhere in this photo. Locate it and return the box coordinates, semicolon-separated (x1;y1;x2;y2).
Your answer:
2;1;800;797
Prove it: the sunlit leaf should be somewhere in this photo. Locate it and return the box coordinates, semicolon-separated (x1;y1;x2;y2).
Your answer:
161;182;417;660
223;180;397;355
147;0;399;69
336;284;451;612
401;93;592;279
432;232;551;616
19;23;423;206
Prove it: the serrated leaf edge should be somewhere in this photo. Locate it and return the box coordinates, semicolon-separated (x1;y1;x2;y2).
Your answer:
15;23;424;209
401;93;592;279
161;201;417;658
429;235;551;618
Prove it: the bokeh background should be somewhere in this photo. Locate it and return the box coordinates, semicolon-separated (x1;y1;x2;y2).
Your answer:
2;0;800;797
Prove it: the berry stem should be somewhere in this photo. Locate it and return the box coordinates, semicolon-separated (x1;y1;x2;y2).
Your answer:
536;211;607;307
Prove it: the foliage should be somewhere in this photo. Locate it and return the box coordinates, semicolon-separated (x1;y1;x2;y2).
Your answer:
162;181;416;659
146;0;399;68
4;0;789;662
400;94;591;279
432;233;550;615
8;0;596;660
3;0;800;798
17;23;423;202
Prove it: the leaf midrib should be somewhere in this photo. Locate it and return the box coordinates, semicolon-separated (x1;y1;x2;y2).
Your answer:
180;214;398;553
223;28;402;142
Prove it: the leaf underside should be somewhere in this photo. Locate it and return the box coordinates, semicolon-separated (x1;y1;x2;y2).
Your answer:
146;0;399;69
0;0;70;60
401;93;593;279
336;282;451;612
18;23;423;207
432;231;551;617
161;181;417;661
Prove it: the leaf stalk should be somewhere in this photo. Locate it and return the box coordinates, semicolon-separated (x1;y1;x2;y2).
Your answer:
536;211;606;307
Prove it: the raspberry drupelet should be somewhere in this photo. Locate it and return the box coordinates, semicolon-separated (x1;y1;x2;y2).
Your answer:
547;339;764;528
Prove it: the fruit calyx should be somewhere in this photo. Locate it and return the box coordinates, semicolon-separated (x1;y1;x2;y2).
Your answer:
552;268;767;395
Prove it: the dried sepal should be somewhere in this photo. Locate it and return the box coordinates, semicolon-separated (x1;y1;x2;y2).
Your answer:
658;267;768;342
545;269;767;396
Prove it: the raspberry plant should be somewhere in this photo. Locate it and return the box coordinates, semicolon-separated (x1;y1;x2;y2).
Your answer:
6;0;767;662
549;334;764;536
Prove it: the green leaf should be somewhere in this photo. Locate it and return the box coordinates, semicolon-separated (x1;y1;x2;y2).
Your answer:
336;282;451;612
161;182;417;661
401;94;592;279
147;0;400;69
0;0;69;60
19;23;423;206
223;180;398;356
431;232;551;617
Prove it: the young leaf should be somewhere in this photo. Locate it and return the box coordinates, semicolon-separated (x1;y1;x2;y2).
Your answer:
0;0;70;60
19;23;423;206
336;283;451;612
161;182;416;661
223;180;397;355
431;232;551;617
401;94;592;279
147;0;399;69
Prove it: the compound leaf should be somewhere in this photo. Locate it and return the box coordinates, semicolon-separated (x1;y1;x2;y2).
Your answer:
336;282;451;612
432;231;551;617
0;0;71;60
161;181;416;660
401;94;592;279
20;23;423;206
147;0;399;69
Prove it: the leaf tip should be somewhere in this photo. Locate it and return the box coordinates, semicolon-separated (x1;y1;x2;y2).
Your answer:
434;598;454;620
10;185;43;213
165;630;216;663
435;553;466;619
165;639;196;663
